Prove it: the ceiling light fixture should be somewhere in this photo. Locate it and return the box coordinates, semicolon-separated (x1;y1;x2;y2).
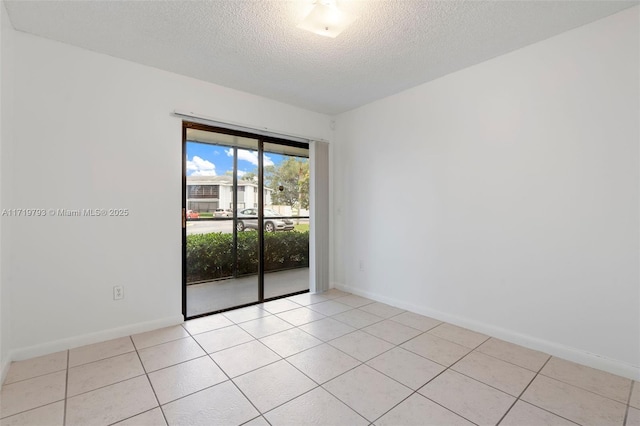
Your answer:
297;0;357;38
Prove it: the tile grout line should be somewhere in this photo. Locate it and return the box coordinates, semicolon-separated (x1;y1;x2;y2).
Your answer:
495;354;552;425
240;414;272;426
533;368;634;409
9;295;630;426
274;305;490;424
369;335;493;426
473;345;548;375
496;357;595;426
131;328;193;351
146;331;278;412
67;349;138;370
623;380;635;426
285;311;487;426
534;363;634;406
63;350;69;426
131;335;171;426
269;315;384;424
189;327;267;421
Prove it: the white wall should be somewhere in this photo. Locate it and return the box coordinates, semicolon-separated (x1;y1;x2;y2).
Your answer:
2;28;331;362
334;7;639;379
0;0;5;379
0;0;14;381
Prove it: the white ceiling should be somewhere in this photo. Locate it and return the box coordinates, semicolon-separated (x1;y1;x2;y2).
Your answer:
4;0;637;115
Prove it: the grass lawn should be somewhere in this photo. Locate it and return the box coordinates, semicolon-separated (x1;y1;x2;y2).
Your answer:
294;223;309;232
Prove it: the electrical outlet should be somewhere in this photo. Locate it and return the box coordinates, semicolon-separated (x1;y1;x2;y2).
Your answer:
113;285;124;300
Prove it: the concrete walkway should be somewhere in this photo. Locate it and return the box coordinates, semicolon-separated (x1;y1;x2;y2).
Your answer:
186;268;309;317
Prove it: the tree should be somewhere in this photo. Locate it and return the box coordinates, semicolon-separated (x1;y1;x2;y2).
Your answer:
264;158;309;212
241;172;257;182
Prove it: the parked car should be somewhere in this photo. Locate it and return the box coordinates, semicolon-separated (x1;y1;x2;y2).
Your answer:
237;208;294;232
186;210;199;219
214;208;233;218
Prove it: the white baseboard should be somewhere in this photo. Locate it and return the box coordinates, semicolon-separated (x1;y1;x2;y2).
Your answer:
5;314;184;366
335;283;640;381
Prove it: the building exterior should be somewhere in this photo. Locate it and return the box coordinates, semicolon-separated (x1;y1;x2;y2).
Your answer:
186;175;273;212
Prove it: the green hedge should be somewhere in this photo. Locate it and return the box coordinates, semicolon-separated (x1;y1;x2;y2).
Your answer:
186;231;309;283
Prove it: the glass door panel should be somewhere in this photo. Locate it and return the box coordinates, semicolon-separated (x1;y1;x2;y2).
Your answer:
262;142;310;299
184;128;260;317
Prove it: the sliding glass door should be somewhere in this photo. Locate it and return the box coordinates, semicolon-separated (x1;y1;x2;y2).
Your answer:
182;123;310;319
263;142;310;299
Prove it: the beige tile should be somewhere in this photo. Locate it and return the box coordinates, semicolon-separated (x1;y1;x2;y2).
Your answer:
0;401;64;426
631;382;640;409
148;356;227;404
500;401;578;426
222;305;270;323
541;357;632;403
319;289;350;299
376;393;473;426
476;338;549;372
192;324;254;354
390;312;442;332
0;371;66;418
401;332;471;366
262;299;302;314
260;328;322;358
161;381;258;426
328;330;394;362
367;347;445;390
66;376;158;426
428;323;488;348
627;407;640;426
113;408;167;426
233;360;316;413
287;344;360;384
131;325;189;350
286;293;330;306
239;315;293;339
211;340;280;378
298;317;355;341
182;314;234;335
362;319;422;345
332;309;383;329
264;386;368;426
521;375;626;426
334;294;375;308
418;370;515;426
138;337;205;372
4;351;67;385
452;351;535;396
275;307;325;326
323;365;412;422
307;300;352;316
358;302;405;319
68;351;145;397
69;336;135;367
244;416;270;426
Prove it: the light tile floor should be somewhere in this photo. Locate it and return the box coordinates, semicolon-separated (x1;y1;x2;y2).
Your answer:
1;289;638;426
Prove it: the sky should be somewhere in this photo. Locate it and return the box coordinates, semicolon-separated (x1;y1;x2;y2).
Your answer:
186;141;282;178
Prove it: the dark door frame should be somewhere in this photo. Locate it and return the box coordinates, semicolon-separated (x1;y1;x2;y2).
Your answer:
181;121;310;320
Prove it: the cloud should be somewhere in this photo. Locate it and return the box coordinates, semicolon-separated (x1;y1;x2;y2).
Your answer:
187;155;216;176
237;170;247;177
226;148;274;167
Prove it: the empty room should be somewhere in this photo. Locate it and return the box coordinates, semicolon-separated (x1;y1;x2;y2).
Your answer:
0;1;638;425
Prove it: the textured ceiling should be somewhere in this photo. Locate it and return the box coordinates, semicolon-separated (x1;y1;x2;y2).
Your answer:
4;0;638;114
